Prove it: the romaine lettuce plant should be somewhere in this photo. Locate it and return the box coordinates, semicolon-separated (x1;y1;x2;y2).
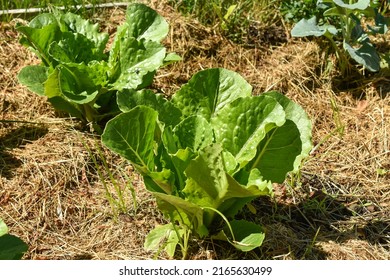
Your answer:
101;68;312;258
291;0;388;74
17;3;179;131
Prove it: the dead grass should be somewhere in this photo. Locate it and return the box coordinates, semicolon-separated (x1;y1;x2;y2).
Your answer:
0;1;389;260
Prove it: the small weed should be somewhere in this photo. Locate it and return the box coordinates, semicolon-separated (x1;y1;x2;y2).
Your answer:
279;0;323;23
168;0;281;44
79;134;135;220
329;94;345;138
302;226;321;259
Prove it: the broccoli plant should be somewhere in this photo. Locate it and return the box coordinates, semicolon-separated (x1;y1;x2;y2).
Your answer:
291;0;388;74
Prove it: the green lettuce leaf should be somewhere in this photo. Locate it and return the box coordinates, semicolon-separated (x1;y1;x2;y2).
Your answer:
101;106;158;172
247;119;302;183
144;223;186;258
124;3;169;42
48;32;103;64
17;22;62;66
0;218;28;260
153;192;207;237
211;95;286;168
172;68;252;120
16;3;173;125
173;116;214;152
43;67;87;118
214;220;265;252
183;144;269;225
263;91;313;172
17;65;48;96
0;234;28;260
0;219;8;237
117;89;182;127
109;38;166;90
59;11;108;58
44;62;107;105
102;67;313;254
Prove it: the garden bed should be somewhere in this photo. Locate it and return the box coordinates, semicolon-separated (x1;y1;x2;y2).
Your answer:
0;0;389;259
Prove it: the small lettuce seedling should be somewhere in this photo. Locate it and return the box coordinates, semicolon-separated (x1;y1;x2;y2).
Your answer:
291;0;388;74
101;68;312;258
17;4;180;131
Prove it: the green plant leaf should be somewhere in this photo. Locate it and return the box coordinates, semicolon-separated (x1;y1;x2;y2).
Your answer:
0;218;8;237
211;95;286;168
48;32;104;64
117;89;182;126
153;192;207;237
0;234;29;260
351;21;365;42
108;3;170;88
173;116;214;152
376;168;388;176
158;125;194;190
101;106;159;172
144;223;184;258
28;12;57;28
60;11;108;58
221;4;237;30
343;41;380;72
248;119;302;183
59;69;99;104
0;218;28;260
143;168;175;194
182;144;230;214
323;7;342;17
367;12;388;35
291;16;338;37
215;220;265;252
263;91;312;172
48;96;84;119
163;52;182;66
44;63;104;105
224;5;237;21
17;65;48;96
125;3;169;42
222;150;238;175
172;68;252;120
109;38;166;91
167;148;195;191
16;4;171;125
44;68;85;118
246;168;273;193
16;23;62;66
183;144;267;225
101;66;313;257
102;106;175;194
333;0;370;10
217;173;270;218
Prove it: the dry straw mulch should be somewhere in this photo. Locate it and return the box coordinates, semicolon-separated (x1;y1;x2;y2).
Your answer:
0;2;389;259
